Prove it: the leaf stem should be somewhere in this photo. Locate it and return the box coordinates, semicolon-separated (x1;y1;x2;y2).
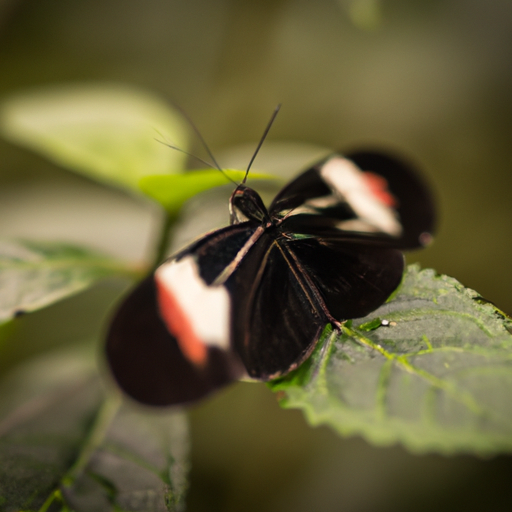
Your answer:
38;489;64;512
61;393;122;487
152;212;178;269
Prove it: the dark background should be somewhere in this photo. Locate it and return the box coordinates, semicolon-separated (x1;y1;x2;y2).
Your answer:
0;1;511;510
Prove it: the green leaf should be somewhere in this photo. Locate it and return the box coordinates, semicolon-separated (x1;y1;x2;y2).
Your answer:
0;84;189;193
139;169;276;216
270;265;512;455
0;240;138;324
0;345;189;512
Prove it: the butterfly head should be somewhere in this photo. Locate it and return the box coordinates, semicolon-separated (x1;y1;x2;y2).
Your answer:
229;184;270;225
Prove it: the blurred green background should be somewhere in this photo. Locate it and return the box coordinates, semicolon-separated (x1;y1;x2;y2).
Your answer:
1;1;512;511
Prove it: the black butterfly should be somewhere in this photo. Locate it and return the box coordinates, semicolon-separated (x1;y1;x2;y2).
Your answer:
106;149;435;406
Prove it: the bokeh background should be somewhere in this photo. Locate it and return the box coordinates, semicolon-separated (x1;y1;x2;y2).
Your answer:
1;1;512;511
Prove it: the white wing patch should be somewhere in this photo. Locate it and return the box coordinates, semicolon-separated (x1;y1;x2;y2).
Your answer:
155;256;230;351
320;157;402;237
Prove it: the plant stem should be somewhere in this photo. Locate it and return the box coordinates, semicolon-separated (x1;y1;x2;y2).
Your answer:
38;489;63;512
152;212;178;269
62;393;122;487
36;394;121;512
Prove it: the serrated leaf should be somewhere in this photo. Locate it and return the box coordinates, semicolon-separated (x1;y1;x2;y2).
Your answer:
0;240;137;324
139;169;276;216
0;84;188;193
270;265;512;455
0;346;189;512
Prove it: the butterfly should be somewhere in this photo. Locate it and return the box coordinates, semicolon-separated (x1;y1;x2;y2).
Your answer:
106;143;435;406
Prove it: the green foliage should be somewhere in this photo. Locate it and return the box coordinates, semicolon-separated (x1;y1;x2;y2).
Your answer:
270;266;512;455
0;84;189;193
0;346;188;512
0;240;138;325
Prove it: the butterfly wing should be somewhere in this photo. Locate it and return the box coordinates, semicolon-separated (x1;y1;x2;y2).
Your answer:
270;150;435;249
106;275;243;406
226;231;404;380
106;223;257;406
282;235;405;320
345;150;436;248
225;233;325;380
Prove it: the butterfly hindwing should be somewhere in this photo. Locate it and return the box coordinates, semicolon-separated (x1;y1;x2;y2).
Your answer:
281;235;405;320
226;232;404;380
226;233;327;379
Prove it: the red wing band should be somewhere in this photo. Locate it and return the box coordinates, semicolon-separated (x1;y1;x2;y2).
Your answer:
155;256;230;366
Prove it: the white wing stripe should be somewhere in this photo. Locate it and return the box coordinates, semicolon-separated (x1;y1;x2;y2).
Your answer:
155;256;231;350
320;157;402;237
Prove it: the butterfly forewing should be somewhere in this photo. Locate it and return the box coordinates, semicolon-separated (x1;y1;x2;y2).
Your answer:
270;151;435;249
106;223;259;405
106;276;243;406
345;150;436;248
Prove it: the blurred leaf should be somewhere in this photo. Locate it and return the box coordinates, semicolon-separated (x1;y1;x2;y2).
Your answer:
0;346;189;512
0;239;138;325
0;84;189;193
139;169;276;216
270;265;512;455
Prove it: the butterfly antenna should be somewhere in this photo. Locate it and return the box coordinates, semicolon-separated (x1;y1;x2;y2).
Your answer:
155;139;217;170
175;108;222;171
243;104;281;184
171;106;239;185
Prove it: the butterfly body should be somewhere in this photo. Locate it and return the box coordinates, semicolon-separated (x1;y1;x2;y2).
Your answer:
106;151;435;406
